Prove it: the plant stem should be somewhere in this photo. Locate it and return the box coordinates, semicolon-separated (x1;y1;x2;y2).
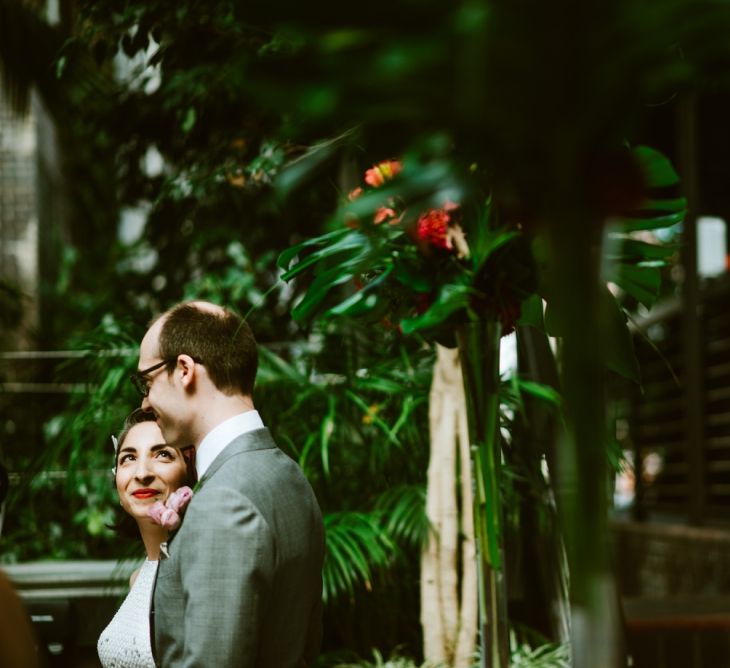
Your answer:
456;318;509;668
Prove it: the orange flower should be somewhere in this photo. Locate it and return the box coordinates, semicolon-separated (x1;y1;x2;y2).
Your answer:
362;403;380;425
348;186;363;201
417;209;452;250
364;160;402;187
374;207;398;224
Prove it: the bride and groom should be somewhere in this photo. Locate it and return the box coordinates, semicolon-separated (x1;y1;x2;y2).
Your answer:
98;301;325;668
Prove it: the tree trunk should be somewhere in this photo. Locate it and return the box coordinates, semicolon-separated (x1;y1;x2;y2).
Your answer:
422;346;459;662
421;345;478;667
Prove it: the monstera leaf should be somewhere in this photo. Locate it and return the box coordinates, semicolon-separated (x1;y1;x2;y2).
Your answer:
605;145;684;309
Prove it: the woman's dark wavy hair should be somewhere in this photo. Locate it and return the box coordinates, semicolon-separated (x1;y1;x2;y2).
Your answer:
108;409;195;538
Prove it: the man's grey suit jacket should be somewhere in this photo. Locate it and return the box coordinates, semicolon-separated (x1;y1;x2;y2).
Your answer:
153;428;325;667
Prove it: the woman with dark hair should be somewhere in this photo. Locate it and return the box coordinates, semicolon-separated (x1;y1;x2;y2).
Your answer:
97;409;195;668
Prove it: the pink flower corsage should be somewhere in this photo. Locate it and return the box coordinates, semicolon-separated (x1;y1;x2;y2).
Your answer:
148;486;194;530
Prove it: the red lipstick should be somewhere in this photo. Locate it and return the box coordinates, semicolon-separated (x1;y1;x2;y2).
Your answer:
132;489;159;499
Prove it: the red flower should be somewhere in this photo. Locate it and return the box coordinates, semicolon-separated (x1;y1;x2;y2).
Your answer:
348;186;363;201
364;160;402;187
414;292;434;314
417;209;452;251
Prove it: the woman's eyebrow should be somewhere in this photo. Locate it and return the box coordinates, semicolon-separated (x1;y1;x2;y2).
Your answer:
118;446;137;455
150;444;172;452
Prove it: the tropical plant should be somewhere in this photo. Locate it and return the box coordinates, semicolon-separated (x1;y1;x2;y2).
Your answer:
508;640;570;668
223;0;730;661
327;636;570;668
333;647;444;668
2;253;436;656
278;155;533;340
3;0;728;665
276;143;682;666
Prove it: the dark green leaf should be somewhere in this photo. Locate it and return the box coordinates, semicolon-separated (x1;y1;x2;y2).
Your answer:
637;196;687;212
345;389;401;445
605;263;662;309
400;283;474;333
319;395;336;476
544;286;640;382
598;286;641;382
614;213;684;233
515;379;562;406
354;377;404;394
469;203;520;271
375;484;428;549
516;293;545;330
324;265;394;318
275;129;356;198
633;144;681;188
393;259;436;292
604;238;678;263
277;228;351;270
280;230;369;281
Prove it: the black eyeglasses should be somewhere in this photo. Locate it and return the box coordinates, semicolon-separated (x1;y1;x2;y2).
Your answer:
130;356;203;397
130;359;173;397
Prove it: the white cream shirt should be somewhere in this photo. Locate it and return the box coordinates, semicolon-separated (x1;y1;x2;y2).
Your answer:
195;410;264;479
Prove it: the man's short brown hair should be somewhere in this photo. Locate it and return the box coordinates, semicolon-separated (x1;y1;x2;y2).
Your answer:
157;302;258;396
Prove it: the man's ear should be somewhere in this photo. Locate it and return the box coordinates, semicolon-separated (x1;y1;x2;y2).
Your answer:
176;354;197;390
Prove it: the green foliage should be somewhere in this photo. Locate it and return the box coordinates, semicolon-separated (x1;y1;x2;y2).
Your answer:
279;158;534;343
375;484;429;551
4;0;728;662
256;326;434;604
509;646;570;668
2;316;144;562
279;143;682;385
332;648;442;668
323;512;396;604
324;638;570;668
603;145;686;311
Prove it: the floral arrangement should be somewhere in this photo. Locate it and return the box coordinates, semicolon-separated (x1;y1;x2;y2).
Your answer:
280;146;683;371
349;160;469;257
279;157;535;344
149;486;194;530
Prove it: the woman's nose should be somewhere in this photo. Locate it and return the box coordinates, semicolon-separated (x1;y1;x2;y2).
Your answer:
134;459;155;482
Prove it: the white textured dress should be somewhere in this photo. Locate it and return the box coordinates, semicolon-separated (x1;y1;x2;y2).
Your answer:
98;559;158;668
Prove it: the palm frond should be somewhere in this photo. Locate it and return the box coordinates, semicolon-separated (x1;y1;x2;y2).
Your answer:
323;511;397;604
334;647;445;668
509;641;571;668
375;484;428;550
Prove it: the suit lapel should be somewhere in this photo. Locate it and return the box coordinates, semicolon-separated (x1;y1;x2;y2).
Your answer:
195;427;277;491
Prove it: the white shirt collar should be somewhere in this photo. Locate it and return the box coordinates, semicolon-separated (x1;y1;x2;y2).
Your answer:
195;410;264;479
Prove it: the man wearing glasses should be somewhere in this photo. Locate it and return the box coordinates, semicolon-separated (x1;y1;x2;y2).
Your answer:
133;300;324;668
